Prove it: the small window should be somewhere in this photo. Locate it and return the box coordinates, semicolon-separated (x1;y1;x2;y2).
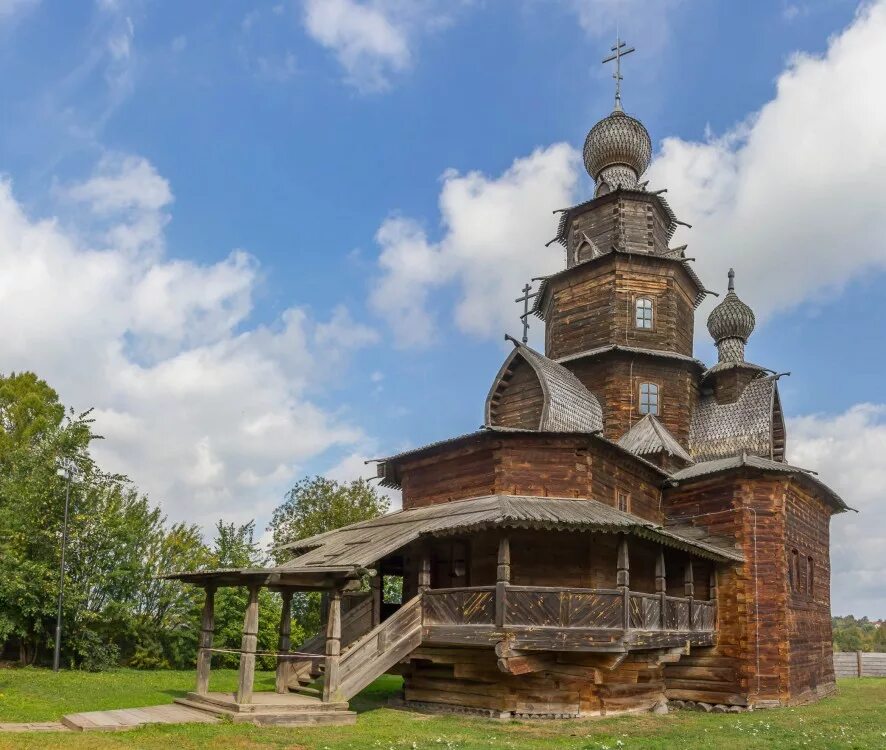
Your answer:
791;549;800;592
638;383;659;415
616;491;631;513
807;556;814;598
635;298;654;329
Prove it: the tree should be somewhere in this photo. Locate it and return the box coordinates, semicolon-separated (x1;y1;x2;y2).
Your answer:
269;476;389;561
268;476;390;637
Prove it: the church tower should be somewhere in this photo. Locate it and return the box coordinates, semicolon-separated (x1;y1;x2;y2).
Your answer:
533;41;707;448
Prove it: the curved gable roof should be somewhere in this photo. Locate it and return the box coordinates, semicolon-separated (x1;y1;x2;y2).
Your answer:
689;375;786;462
485;337;604;433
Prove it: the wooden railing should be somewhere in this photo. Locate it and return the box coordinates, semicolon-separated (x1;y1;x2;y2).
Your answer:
421;585;716;633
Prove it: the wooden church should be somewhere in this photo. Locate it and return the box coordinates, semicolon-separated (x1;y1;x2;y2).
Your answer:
168;40;849;724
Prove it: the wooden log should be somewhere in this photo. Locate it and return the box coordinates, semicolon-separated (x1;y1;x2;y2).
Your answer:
195;586;215;696
236;585;260;704
322;589;343;703
371;574;382;629
275;590;293;694
495;535;510;628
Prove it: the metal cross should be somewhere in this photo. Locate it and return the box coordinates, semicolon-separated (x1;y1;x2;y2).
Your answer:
602;36;635;111
514;282;539;344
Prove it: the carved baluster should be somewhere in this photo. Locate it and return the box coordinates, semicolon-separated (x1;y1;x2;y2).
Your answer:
195;586;215;696
685;561;695;631
236;585;260;704
275;590;293;694
322;589;342;703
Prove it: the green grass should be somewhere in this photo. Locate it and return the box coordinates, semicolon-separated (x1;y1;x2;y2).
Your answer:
1;669;885;750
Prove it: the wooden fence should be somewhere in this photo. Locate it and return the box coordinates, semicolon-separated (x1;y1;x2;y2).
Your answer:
833;651;886;678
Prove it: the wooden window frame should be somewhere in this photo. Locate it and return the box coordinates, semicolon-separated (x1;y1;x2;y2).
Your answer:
615;490;631;514
638;381;660;416
634;296;655;331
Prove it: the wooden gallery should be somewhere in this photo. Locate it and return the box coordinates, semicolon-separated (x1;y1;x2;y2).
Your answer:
168;44;851;724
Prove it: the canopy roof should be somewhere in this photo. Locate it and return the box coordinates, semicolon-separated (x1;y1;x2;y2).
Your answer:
278;494;744;565
618;414;693;464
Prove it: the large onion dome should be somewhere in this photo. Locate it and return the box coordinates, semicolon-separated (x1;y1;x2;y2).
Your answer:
707;269;756;363
582;109;652;195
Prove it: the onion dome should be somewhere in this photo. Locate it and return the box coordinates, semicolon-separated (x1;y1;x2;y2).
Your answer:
582;109;652;195
707;269;756;363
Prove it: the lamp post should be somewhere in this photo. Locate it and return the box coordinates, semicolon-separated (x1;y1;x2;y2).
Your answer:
53;463;73;673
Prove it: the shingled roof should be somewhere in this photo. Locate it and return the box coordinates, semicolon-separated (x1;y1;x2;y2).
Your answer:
278;494;744;565
485;337;604;433
669;454;851;513
689;375;785;462
619;414;693;464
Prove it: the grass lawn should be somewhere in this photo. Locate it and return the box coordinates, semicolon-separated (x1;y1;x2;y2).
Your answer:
0;669;884;749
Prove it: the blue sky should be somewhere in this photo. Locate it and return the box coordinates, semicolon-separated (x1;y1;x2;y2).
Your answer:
0;0;884;616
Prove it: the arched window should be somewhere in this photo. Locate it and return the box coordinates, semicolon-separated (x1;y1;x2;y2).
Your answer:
807;556;814;598
635;298;654;329
638;383;659;415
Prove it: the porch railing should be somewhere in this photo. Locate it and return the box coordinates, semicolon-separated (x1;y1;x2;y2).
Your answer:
422;585;716;633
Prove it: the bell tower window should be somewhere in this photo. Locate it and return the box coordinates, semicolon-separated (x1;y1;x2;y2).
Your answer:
635;298;654;329
638;382;659;415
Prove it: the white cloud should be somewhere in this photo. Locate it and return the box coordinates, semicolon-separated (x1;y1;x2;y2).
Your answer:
568;0;683;52
371;144;580;347
0;0;38;21
789;404;886;617
302;0;462;93
0;155;377;532
647;0;886;323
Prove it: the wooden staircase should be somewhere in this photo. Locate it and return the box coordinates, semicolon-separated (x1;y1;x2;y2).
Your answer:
330;594;423;701
287;595;375;689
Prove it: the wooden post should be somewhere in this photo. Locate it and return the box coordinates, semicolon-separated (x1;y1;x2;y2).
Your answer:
495;535;511;627
195;586;215;696
418;545;431;594
275;590;293;694
236;584;260;704
617;535;630;632
710;568;719;631
684;561;694;631
371;573;382;628
655;549;667;631
322;589;342;702
857;650;863;678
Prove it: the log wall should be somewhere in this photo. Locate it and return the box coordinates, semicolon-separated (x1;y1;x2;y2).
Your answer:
565;355;699;445
544;253;698;361
399;434;664;524
487;357;543;430
403;646;666;717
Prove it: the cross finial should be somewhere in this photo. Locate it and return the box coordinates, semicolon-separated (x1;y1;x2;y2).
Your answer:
602;36;636;112
728;268;735;292
514;282;539;344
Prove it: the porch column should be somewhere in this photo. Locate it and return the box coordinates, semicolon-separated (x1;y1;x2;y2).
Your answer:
322;588;342;703
195;586;215;696
710;568;719;630
617;535;630;632
275;590;293;694
495;535;510;627
684;561;695;631
418;544;431;594
655;550;667;631
236;584;260;704
371;572;382;628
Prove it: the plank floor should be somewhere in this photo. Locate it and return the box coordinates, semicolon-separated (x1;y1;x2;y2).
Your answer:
61;703;219;732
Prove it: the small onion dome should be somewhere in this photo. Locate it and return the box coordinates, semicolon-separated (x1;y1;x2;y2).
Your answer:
707;269;756;348
582;109;652;192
